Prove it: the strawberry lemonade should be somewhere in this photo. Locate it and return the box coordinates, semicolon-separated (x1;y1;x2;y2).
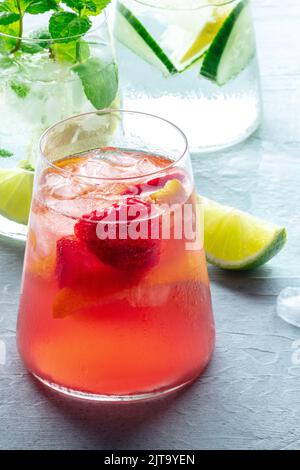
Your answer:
17;111;215;401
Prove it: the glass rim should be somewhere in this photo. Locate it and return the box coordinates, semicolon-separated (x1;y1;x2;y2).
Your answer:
39;109;189;183
0;11;106;43
128;0;236;11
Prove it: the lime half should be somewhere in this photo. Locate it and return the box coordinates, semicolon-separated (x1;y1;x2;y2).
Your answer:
199;196;287;270
0;162;34;225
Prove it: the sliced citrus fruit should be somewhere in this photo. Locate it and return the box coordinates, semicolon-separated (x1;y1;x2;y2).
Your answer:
150;179;186;204
199;196;287;270
0;161;34;225
176;3;231;69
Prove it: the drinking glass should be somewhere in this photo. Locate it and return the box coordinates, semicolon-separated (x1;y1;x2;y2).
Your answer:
0;9;118;241
17;110;215;401
113;0;262;152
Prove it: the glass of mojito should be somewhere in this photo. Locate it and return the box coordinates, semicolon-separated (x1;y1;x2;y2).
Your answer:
113;0;262;153
0;0;118;240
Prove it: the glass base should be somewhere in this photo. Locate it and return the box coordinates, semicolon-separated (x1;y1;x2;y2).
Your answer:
33;373;197;403
0;215;27;242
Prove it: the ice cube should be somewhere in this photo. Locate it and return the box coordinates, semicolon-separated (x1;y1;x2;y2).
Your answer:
41;172;91;200
277;287;300;327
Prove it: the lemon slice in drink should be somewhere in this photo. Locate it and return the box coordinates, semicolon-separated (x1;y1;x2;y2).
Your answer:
199;196;287;270
0;161;34;225
178;4;231;69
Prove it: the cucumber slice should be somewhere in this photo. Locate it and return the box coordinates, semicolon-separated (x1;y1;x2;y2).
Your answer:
200;0;256;85
115;2;177;75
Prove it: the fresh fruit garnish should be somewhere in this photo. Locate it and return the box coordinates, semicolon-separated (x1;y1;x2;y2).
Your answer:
0;162;34;225
56;235;101;288
146;249;209;287
146;169;186;188
200;0;255;85
121;183;143;196
115;3;177;75
75;198;161;272
121;169;186;196
53;288;99;319
54;253;140;318
200;196;287;270
179;4;230;68
116;1;232;74
151;179;187;205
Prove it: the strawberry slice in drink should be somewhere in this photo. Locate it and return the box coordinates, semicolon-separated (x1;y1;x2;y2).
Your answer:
75;198;161;273
55;235;141;318
146;168;187;188
56;236;102;289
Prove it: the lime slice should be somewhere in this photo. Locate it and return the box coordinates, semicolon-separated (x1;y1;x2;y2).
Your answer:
0;162;34;225
200;0;256;85
199;196;287;270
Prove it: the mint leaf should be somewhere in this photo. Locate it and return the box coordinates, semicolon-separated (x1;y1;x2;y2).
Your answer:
0;0;18;13
10;80;30;98
25;0;58;14
61;0;92;13
52;39;89;63
73;58;118;109
87;0;110;15
31;27;51;46
0;11;20;24
0;21;19;52
61;0;110;15
0;148;13;157
49;12;92;43
20;28;51;53
20;42;43;53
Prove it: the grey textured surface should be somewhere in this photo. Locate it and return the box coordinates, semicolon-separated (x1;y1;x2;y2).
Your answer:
0;0;300;450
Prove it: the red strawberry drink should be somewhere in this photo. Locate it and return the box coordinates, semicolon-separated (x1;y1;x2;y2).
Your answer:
17;111;215;401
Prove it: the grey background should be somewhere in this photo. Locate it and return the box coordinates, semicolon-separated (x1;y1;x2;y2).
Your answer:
0;0;300;450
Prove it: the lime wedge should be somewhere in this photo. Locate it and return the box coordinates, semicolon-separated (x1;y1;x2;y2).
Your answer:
199;196;287;270
0;162;34;225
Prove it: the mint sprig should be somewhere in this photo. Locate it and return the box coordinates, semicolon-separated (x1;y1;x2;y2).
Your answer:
0;0;58;53
0;0;116;109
